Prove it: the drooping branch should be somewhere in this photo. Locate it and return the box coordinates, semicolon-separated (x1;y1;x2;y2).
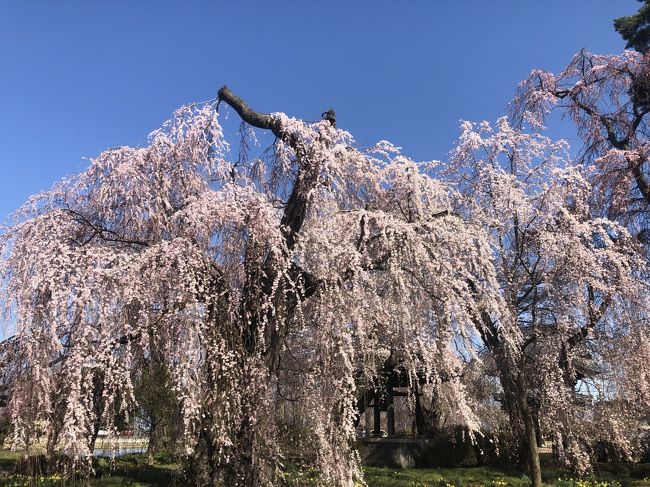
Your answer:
217;86;336;372
556;82;650;205
566;287;611;349
631;157;650;205
217;86;283;138
63;209;149;248
217;85;334;250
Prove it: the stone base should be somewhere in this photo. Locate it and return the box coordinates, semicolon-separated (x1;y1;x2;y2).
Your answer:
357;438;428;469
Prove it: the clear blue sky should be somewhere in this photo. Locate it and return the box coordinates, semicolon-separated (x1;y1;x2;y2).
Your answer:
0;0;639;220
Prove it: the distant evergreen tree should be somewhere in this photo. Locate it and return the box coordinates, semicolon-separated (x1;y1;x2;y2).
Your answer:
615;0;650;53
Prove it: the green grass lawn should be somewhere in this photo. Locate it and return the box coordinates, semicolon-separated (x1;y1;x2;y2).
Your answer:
362;465;650;486
0;451;177;486
0;451;648;486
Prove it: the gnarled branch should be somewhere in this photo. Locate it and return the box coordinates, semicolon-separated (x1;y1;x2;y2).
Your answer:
217;86;283;138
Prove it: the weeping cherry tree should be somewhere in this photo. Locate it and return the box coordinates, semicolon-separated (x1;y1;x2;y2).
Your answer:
0;88;518;486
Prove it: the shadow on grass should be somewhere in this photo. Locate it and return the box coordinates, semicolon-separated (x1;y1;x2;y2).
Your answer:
0;452;179;486
1;451;649;486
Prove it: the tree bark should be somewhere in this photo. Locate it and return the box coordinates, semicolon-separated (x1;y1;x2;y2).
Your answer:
218;85;327;369
209;86;333;485
631;156;650;206
146;417;157;465
90;369;105;454
518;384;543;487
217;86;283;137
473;310;528;466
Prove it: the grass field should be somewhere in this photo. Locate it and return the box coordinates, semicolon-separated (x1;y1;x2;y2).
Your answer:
0;451;648;486
0;451;176;486
362;465;650;486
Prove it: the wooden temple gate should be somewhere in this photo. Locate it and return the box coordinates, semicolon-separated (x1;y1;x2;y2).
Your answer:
357;367;429;438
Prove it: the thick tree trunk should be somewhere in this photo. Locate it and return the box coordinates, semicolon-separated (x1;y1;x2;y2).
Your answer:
515;369;542;487
183;85;335;486
525;415;543;487
206;86;330;485
224;415;256;487
89;369;105;454
520;399;542;487
473;308;535;469
186;416;221;485
497;366;530;469
493;351;544;484
146;418;157;465
479;322;527;464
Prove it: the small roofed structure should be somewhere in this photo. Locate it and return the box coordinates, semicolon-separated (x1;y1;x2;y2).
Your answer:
355;354;432;440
